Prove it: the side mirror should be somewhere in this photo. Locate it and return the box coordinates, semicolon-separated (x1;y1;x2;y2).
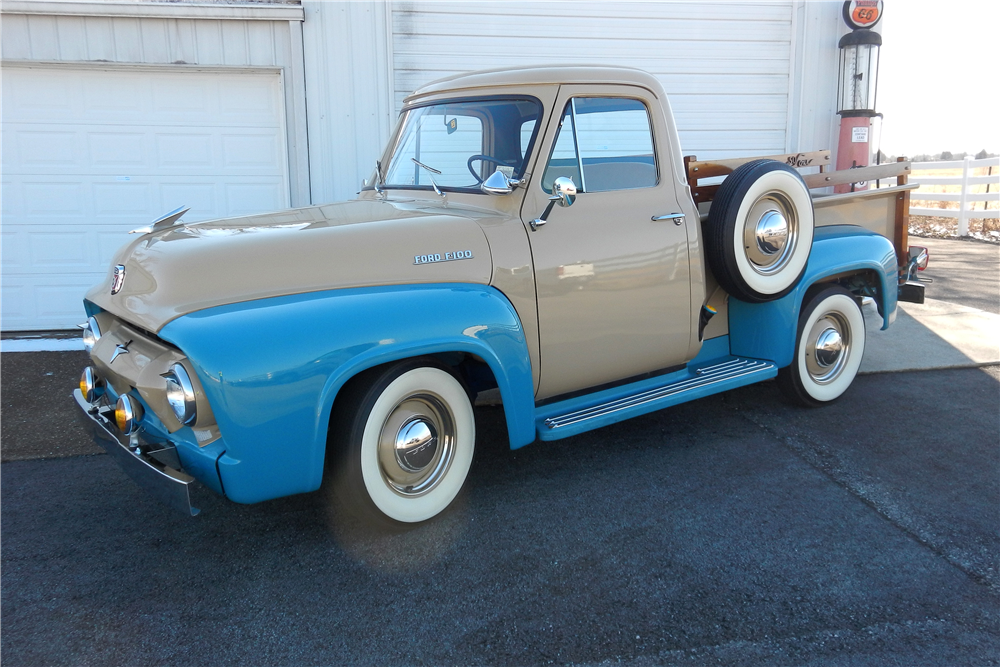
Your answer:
552;176;577;208
481;169;524;196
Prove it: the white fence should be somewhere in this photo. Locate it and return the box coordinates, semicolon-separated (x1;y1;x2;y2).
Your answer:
909;156;999;235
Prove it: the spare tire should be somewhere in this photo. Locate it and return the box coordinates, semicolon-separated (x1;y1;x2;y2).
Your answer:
705;159;814;303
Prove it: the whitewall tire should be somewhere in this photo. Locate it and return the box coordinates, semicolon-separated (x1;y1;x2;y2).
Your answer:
777;286;866;407
330;359;476;524
706;160;814;303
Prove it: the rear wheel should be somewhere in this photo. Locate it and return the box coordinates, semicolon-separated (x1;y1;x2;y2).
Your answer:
777;286;866;407
329;359;475;524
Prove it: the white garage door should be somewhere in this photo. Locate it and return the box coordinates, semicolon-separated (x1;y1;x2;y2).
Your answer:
2;66;289;332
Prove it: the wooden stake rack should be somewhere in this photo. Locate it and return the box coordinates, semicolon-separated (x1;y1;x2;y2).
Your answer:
684;152;914;262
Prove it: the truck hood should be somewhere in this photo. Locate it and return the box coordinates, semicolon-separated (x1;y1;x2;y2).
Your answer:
86;198;495;332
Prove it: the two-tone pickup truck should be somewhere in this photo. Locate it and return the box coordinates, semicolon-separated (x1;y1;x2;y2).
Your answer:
74;66;928;524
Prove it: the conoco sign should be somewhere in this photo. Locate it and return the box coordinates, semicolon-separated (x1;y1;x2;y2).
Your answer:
843;0;884;30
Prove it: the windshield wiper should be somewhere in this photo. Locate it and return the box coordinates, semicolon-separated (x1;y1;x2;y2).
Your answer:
410;158;446;198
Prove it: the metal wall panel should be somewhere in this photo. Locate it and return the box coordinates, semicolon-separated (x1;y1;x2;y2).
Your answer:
391;1;833;161
300;0;395;205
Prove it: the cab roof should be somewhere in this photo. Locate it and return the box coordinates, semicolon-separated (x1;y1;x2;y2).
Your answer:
406;65;665;104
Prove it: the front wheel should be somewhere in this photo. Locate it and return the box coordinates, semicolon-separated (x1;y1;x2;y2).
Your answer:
329;359;476;524
777;286;866;407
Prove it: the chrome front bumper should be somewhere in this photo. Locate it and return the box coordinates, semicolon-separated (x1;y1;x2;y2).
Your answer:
73;389;200;516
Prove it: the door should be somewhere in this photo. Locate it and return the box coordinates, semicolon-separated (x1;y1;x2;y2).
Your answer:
522;86;692;400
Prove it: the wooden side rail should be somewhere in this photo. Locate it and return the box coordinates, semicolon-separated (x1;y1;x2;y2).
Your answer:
684;150;911;208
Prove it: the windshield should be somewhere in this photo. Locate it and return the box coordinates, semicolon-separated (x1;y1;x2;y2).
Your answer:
381;97;542;193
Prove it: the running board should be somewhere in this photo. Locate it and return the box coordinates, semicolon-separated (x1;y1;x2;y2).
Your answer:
541;357;776;433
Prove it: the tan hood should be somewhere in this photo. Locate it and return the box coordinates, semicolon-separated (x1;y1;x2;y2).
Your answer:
87;198;495;332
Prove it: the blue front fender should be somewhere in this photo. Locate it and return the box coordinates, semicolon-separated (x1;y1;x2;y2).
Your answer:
159;284;534;503
728;225;898;369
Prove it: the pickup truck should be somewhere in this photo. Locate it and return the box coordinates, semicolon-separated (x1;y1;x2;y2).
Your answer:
74;66;927;524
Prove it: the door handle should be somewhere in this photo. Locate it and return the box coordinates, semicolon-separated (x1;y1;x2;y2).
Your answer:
652;213;685;225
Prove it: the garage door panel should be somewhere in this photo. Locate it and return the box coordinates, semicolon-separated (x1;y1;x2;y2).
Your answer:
2;231;26;270
88;132;146;167
156;133;214;168
28;231;92;268
222;133;282;169
35;280;96;324
2;66;289;331
21;182;86;216
158;183;217;220
93;182;153;215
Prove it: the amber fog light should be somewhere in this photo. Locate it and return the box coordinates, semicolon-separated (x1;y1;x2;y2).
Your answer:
115;394;144;435
79;367;104;402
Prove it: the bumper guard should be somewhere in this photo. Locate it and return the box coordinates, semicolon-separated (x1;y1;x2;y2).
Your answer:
73;389;200;516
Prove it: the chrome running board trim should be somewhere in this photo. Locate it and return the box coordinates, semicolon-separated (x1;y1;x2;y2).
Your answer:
544;358;775;430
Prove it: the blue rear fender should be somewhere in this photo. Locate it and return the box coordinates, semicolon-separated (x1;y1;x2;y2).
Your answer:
728;225;898;368
159;284;535;504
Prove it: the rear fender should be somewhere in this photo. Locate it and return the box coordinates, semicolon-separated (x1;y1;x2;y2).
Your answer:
159;284;534;504
728;226;897;368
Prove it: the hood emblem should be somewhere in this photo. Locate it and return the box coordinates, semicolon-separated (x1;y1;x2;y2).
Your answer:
110;339;133;364
111;265;126;295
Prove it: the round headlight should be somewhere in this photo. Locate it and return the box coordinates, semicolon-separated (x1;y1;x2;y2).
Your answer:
164;363;197;425
79;366;104;403
82;316;102;352
115;394;144;435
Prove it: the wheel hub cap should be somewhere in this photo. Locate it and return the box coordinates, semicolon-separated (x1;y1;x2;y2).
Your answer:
394;418;438;472
744;195;797;274
814;327;843;367
378;396;455;497
755;210;788;256
805;313;851;383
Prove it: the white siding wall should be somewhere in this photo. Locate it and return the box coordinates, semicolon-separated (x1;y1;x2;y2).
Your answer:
300;0;395;205
390;1;842;161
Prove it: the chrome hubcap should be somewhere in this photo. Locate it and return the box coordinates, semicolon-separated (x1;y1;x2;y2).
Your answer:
814;328;844;368
744;194;798;274
805;313;851;383
378;395;455;496
394;418;438;472
755;210;788;256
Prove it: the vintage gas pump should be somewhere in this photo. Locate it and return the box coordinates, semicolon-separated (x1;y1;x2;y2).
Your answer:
835;0;883;193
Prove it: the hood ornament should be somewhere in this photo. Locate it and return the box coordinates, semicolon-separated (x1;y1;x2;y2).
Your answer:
111;264;126;295
130;205;191;235
110;339;133;364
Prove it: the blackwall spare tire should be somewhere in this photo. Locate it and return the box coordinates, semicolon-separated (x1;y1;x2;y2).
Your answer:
705;159;814;303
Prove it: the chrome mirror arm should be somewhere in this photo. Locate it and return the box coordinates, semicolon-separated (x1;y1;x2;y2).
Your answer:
530;196;561;231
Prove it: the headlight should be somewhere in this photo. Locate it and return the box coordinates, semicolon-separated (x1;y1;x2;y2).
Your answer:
115;394;144;435
79;366;104;403
82;316;102;352
163;363;197;425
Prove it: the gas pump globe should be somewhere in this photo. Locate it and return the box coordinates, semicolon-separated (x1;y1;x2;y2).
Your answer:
835;0;884;193
837;29;881;116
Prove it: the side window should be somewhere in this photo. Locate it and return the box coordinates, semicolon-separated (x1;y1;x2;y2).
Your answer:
542;98;657;193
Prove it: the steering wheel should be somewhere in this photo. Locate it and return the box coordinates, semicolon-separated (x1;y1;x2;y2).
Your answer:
467;155;517;184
